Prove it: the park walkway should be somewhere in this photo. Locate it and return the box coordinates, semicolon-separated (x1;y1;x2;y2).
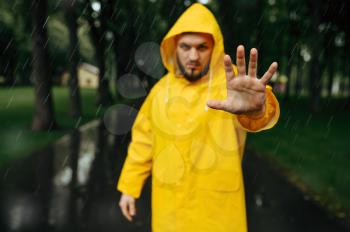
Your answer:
0;120;349;232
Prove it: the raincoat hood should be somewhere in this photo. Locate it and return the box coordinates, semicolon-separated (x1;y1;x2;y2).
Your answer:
160;3;225;84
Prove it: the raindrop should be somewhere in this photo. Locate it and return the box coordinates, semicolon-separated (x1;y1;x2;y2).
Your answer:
75;116;82;128
94;20;101;28
273;141;280;155
6;96;13;108
3;167;11;181
268;0;276;5
105;31;114;40
198;0;210;4
254;194;264;207
61;155;69;168
284;116;291;129
269;14;277;23
292;133;298;144
184;0;191;6
327;115;334;128
135;42;165;79
96;104;102;116
318;23;326;32
335;32;345;47
43;16;50;28
15;130;23;142
289;11;299;21
305;114;312;126
103;104;138;135
116;74;147;99
300;46;311;62
91;1;101;12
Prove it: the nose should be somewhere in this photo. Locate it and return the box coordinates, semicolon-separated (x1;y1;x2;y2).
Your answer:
189;48;199;61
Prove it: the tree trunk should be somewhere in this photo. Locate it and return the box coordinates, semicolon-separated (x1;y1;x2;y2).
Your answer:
344;31;350;109
94;28;113;107
308;0;323;112
218;0;237;55
65;0;82;118
325;32;334;98
327;56;335;98
283;30;295;102
111;0;139;100
31;0;57;131
160;0;186;30
3;60;16;87
294;46;303;96
255;0;267;72
87;2;113;107
309;48;323;112
284;2;298;101
284;59;292;101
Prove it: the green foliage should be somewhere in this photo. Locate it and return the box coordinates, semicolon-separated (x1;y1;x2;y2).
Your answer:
47;15;70;72
46;13;95;73
78;19;95;64
0;6;13;26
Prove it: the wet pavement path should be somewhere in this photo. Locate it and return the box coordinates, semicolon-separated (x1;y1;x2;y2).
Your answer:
0;120;349;232
243;152;349;232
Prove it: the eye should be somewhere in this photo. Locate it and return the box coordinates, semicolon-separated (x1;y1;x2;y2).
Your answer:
179;44;190;51
198;44;208;51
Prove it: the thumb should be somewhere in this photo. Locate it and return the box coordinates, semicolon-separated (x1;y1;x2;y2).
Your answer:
207;100;228;111
129;200;136;216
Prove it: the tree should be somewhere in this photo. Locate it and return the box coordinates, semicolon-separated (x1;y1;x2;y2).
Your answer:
31;0;57;131
308;0;323;112
64;0;82;118
86;0;113;107
0;22;17;86
324;27;335;98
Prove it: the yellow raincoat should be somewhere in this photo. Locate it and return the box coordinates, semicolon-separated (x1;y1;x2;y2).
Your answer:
117;3;280;232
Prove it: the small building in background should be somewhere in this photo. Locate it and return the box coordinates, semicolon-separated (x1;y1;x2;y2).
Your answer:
61;63;99;89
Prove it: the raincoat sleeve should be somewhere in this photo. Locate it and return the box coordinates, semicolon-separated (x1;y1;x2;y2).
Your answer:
117;91;154;198
236;86;280;132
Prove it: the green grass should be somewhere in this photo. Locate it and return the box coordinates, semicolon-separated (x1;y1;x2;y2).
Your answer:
247;96;350;216
0;86;101;166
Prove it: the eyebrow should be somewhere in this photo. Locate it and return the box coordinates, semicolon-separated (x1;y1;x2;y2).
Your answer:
179;42;209;46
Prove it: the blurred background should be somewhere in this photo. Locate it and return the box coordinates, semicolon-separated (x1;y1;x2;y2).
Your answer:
0;0;349;231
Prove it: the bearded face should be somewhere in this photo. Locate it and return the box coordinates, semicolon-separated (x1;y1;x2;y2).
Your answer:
175;33;214;82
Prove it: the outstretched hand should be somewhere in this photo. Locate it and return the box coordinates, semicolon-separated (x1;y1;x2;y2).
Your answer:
207;45;278;116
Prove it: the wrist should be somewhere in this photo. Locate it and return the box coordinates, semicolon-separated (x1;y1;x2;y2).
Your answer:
244;104;265;119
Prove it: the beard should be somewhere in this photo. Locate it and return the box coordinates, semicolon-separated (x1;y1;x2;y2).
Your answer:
176;55;210;82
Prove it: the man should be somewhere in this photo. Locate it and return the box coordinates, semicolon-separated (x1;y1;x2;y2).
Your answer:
117;3;279;232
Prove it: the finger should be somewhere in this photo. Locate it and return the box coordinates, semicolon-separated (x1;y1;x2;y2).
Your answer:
260;62;278;85
120;202;132;221
248;48;258;78
207;100;228;111
224;54;234;81
128;200;136;217
236;45;246;77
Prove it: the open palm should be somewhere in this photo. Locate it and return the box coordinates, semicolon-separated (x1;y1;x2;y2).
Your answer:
207;45;278;116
